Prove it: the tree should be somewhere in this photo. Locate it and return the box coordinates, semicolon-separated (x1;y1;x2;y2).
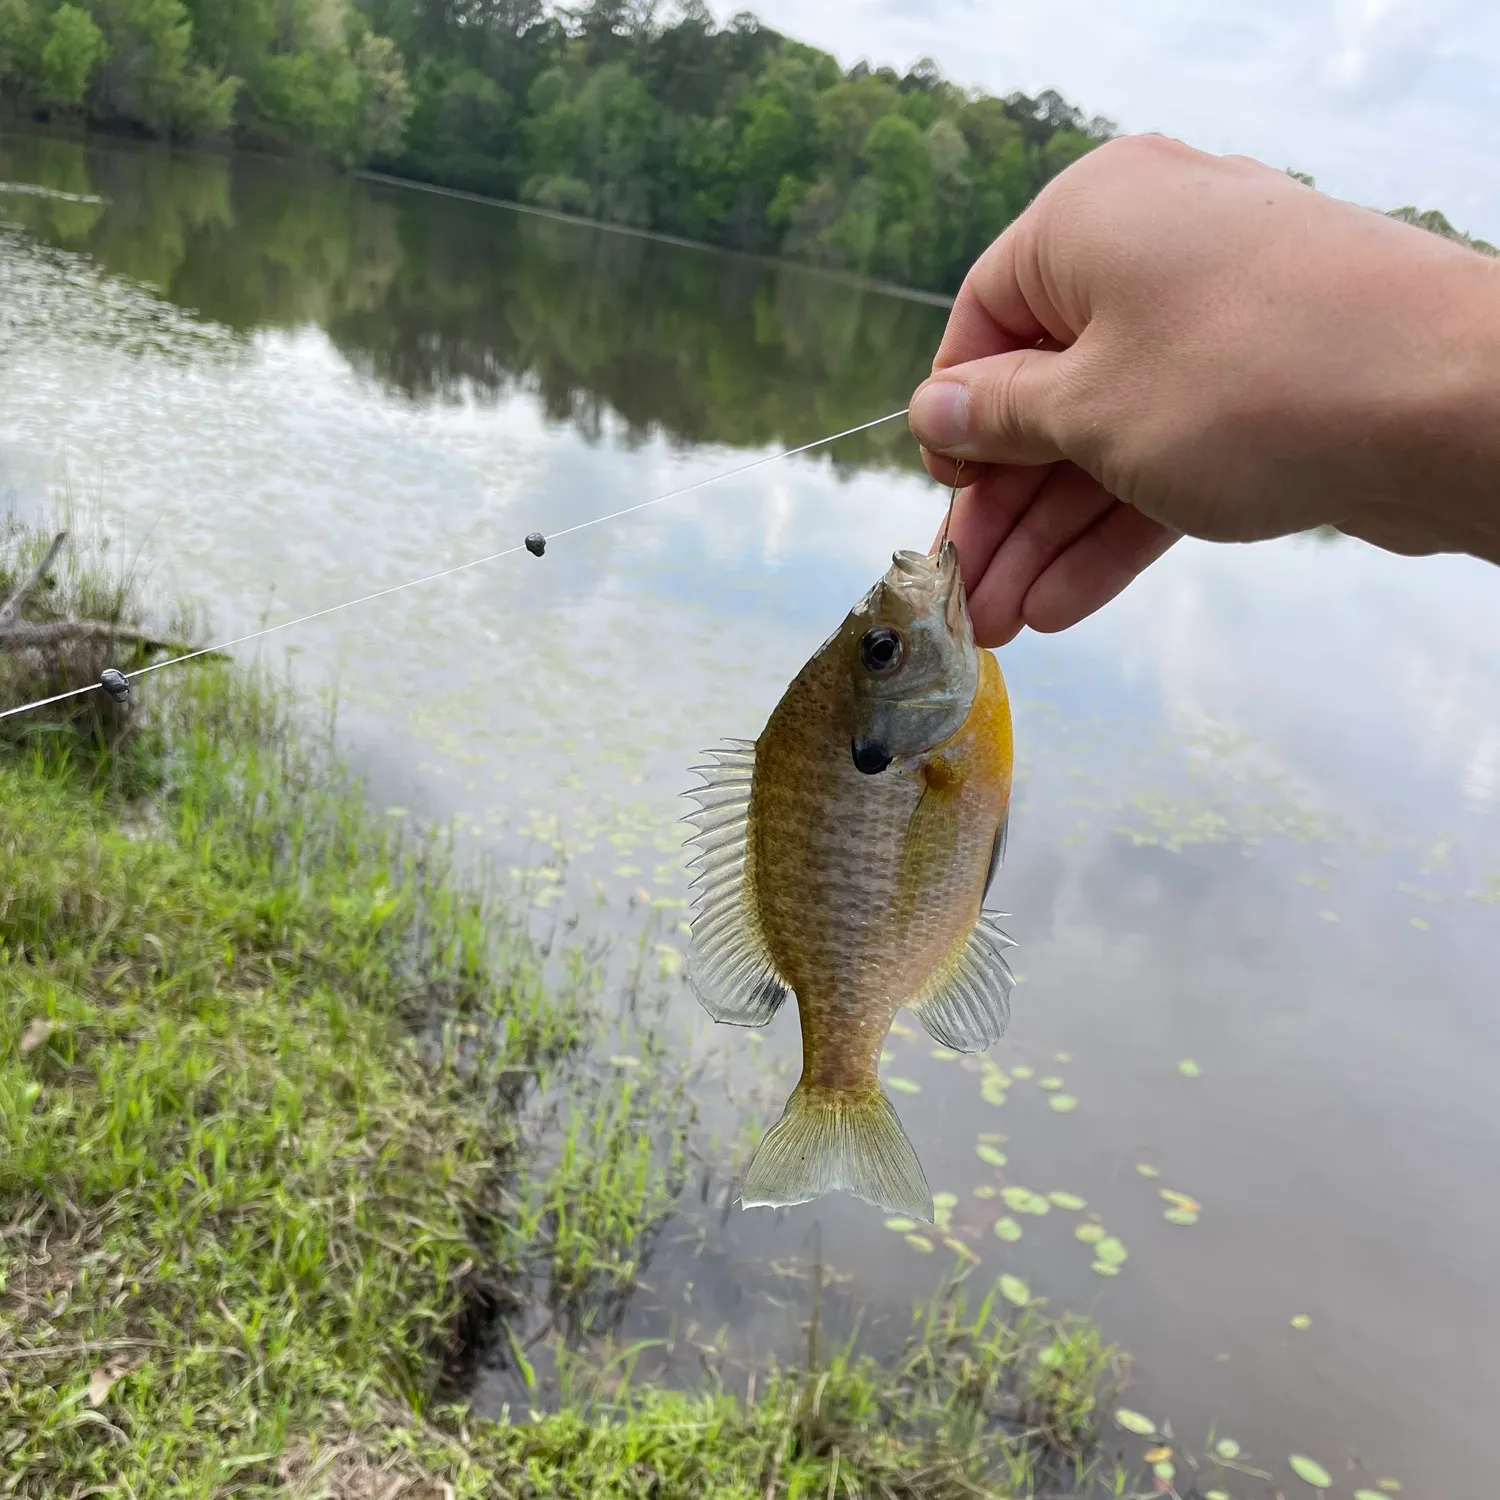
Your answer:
40;4;109;107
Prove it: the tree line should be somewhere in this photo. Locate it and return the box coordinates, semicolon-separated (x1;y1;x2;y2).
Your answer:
2;2;1489;296
0;0;1115;294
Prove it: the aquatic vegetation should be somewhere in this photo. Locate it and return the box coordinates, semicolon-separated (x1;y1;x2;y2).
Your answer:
1290;1453;1334;1487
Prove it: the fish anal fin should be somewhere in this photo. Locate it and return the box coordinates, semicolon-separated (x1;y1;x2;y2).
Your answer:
683;740;788;1028
739;1083;931;1221
910;911;1017;1054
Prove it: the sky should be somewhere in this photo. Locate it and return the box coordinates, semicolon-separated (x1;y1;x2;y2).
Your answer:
714;0;1500;243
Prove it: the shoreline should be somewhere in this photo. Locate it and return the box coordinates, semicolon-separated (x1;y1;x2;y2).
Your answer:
0;520;1126;1497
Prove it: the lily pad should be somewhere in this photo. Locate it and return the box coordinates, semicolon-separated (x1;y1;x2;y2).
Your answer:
1010;1065;1034;1080
889;1020;916;1039
998;1273;1031;1306
1356;1492;1391;1500
1290;1314;1312;1330
993;1216;1023;1242
1048;1094;1079;1113
1153;1460;1176;1482
973;1184;998;1200
1048;1191;1087;1211
931;1047;959;1060
976;1144;1008;1168
1375;1482;1402;1493
1053;1051;1073;1062
886;1076;921;1094
1135;1163;1161;1178
1075;1222;1106;1244
879;1051;895;1064
943;1236;979;1263
1000;1185;1049;1215
980;1082;1008;1106
1160;1189;1201;1211
1289;1455;1333;1488
1038;1075;1064;1090
1206;1492;1231;1500
1090;1261;1119;1276
1215;1438;1241;1460
1096;1236;1128;1266
932;1192;959;1209
1164;1208;1199;1225
1144;1446;1172;1464
1113;1408;1156;1436
1178;1058;1201;1077
905;1233;934;1253
883;1216;918;1233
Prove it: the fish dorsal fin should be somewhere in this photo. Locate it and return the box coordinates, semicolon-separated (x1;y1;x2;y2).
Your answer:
909;910;1017;1053
682;739;789;1027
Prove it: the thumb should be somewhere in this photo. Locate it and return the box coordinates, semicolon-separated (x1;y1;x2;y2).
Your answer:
907;348;1078;468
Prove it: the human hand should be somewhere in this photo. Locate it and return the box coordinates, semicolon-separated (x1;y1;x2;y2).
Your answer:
908;134;1500;646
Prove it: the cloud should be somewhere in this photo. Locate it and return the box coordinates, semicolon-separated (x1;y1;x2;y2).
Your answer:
1322;0;1446;103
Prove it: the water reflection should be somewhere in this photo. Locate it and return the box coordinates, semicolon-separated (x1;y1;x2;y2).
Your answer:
0;128;941;469
3;125;1500;1500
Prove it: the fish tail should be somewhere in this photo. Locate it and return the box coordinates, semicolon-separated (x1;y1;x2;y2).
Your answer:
739;1082;932;1221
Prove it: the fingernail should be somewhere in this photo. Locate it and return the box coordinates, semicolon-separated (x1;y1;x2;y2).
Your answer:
908;380;969;452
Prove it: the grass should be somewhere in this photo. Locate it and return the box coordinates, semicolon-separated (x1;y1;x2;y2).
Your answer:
0;520;1131;1497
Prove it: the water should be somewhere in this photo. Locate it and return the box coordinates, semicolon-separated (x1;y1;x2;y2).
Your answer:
4;127;1499;1498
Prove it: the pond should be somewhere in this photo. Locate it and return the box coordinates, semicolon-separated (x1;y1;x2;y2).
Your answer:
3;126;1498;1499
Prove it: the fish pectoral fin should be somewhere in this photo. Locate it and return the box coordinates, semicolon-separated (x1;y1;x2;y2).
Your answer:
983;815;1008;900
739;1083;931;1221
909;910;1017;1054
683;738;788;1027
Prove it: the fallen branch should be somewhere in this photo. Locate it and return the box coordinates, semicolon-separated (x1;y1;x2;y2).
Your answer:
0;620;210;657
0;531;67;627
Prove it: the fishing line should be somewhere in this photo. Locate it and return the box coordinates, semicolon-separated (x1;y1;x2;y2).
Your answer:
0;407;912;723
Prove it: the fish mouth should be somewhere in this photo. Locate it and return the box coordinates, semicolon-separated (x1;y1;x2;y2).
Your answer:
851;737;892;775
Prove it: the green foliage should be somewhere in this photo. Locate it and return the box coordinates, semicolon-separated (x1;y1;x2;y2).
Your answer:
1387;202;1498;256
39;3;108;106
0;0;1114;291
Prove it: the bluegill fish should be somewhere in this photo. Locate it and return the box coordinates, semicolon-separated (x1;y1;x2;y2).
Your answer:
683;543;1015;1221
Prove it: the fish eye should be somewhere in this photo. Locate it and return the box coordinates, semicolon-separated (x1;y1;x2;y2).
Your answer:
859;626;904;676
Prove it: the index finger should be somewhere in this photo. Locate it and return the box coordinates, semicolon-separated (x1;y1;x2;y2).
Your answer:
932;205;1081;374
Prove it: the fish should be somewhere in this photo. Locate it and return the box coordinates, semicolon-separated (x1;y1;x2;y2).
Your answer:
683;542;1015;1220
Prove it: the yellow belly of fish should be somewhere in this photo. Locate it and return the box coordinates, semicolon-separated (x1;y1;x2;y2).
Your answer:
749;650;1012;1090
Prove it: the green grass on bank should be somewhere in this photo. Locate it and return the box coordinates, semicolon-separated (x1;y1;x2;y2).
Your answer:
0;523;1126;1497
